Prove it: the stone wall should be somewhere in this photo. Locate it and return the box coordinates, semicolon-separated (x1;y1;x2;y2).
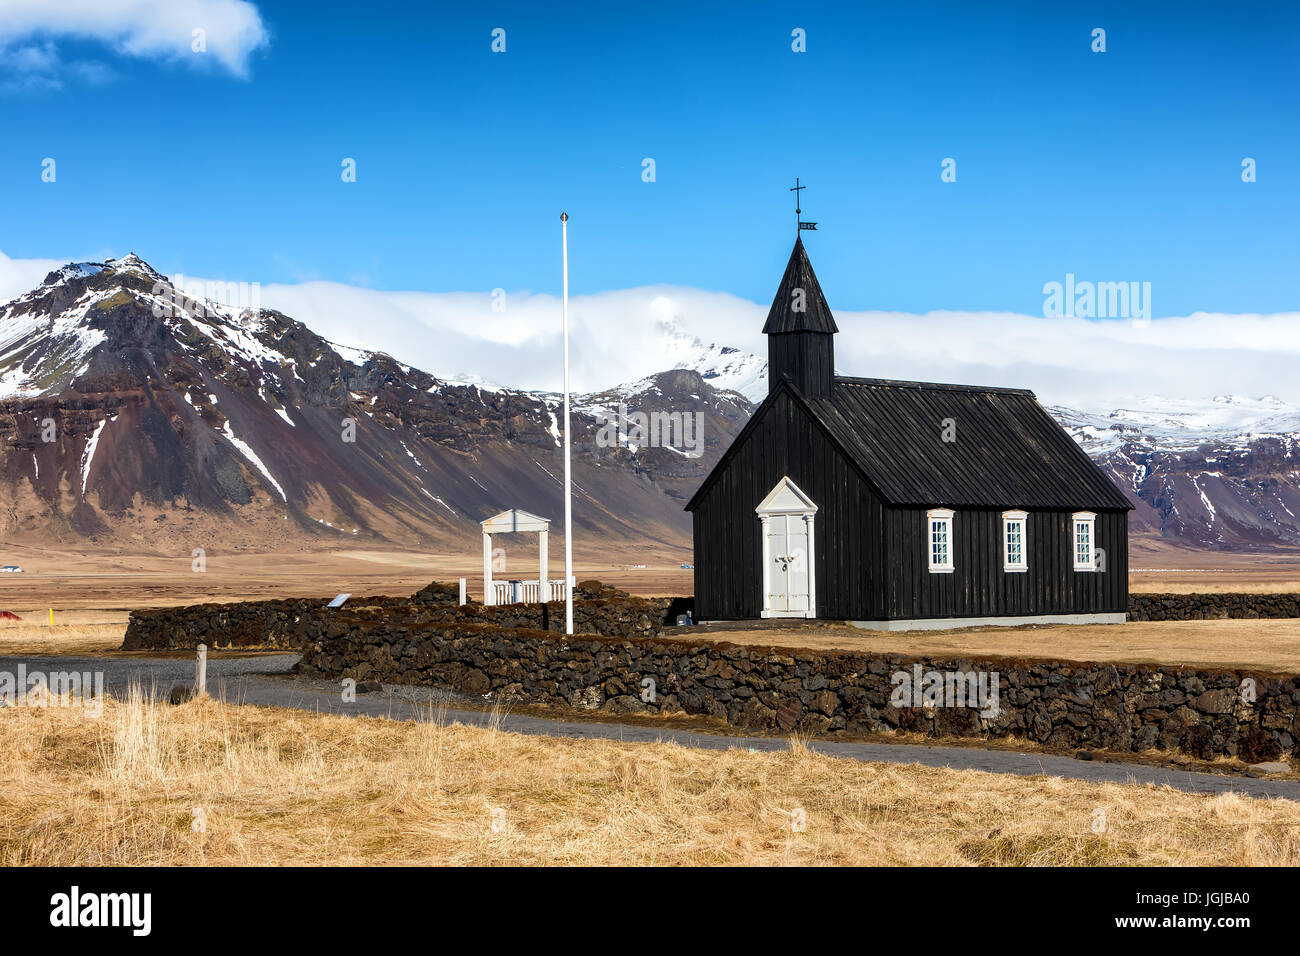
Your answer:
1128;592;1300;621
121;596;408;650
446;596;681;638
121;580;693;651
296;614;1298;761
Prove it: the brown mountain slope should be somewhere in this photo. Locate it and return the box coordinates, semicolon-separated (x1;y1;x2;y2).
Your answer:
0;256;748;554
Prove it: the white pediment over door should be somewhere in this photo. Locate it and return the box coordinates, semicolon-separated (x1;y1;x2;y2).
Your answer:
755;476;818;516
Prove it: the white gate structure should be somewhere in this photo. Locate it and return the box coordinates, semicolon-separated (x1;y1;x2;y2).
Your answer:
481;508;571;606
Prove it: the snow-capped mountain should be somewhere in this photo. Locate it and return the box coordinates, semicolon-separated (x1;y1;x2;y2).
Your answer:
656;316;768;402
4;253;1298;555
0;256;741;553
1049;397;1300;550
1050;395;1300;457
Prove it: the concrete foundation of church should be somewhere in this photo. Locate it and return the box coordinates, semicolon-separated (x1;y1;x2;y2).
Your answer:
848;612;1128;632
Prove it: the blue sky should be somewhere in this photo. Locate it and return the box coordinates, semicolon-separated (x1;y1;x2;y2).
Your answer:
3;0;1297;319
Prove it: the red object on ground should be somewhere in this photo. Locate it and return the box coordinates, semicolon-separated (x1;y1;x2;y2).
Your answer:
0;611;22;621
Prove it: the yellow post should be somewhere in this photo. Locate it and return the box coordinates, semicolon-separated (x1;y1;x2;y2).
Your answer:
48;608;53;626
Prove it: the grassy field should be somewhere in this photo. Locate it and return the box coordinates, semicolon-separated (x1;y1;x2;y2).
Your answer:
0;547;697;612
0;610;129;656
1;690;1297;866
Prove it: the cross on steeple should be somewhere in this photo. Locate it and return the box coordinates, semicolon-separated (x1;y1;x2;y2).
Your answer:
789;177;818;232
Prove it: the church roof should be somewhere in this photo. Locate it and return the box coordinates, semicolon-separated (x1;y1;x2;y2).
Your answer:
686;376;1133;511
761;236;839;335
812;378;1133;509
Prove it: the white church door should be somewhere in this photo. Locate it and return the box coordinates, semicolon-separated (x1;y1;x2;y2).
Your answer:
766;513;811;613
756;477;818;619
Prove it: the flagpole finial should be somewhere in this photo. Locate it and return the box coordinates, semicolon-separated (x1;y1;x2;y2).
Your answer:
560;211;568;223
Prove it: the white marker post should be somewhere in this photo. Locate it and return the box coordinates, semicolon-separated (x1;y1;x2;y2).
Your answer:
561;211;574;635
195;643;208;698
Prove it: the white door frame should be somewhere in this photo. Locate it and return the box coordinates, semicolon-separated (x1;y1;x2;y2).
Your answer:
756;476;818;619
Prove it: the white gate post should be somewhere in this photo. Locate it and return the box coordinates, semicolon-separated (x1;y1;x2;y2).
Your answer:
458;578;467;606
483;530;494;606
538;528;549;602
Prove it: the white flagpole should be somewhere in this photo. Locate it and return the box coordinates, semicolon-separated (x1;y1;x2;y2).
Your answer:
561;211;574;635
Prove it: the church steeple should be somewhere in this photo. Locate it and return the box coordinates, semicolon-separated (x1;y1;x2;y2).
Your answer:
763;236;837;398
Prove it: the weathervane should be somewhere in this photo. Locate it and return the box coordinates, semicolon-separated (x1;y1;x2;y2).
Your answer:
790;177;818;231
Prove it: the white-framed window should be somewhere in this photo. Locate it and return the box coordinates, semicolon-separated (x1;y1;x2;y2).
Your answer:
1073;511;1097;571
926;508;954;573
1002;510;1028;572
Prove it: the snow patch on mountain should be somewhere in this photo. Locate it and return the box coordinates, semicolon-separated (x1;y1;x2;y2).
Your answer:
220;419;287;502
0;290;111;398
329;341;371;367
48;262;105;285
1049;394;1300;455
103;254;162;280
81;416;110;494
656;315;767;401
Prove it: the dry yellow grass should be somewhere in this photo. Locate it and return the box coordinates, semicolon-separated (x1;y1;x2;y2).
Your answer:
2;689;1298;866
0;610;127;656
0;547;694;613
1132;576;1300;595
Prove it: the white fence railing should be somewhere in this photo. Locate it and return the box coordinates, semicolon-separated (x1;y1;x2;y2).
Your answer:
491;579;570;606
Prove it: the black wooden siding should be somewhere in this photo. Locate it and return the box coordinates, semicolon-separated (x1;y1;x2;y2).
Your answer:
691;388;887;621
884;507;1129;619
768;332;835;399
691;387;1130;621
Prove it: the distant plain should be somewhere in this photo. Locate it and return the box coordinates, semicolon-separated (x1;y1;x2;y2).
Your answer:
0;538;1297;662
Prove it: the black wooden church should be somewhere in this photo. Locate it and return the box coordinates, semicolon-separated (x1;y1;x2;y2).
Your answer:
685;236;1132;629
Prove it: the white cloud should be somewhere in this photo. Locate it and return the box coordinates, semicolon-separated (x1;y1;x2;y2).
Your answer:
3;249;1297;412
830;308;1300;411
0;0;268;83
258;280;764;397
258;281;1300;412
0;251;65;300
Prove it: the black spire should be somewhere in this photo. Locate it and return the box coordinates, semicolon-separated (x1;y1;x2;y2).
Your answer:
763;237;837;398
761;236;839;334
